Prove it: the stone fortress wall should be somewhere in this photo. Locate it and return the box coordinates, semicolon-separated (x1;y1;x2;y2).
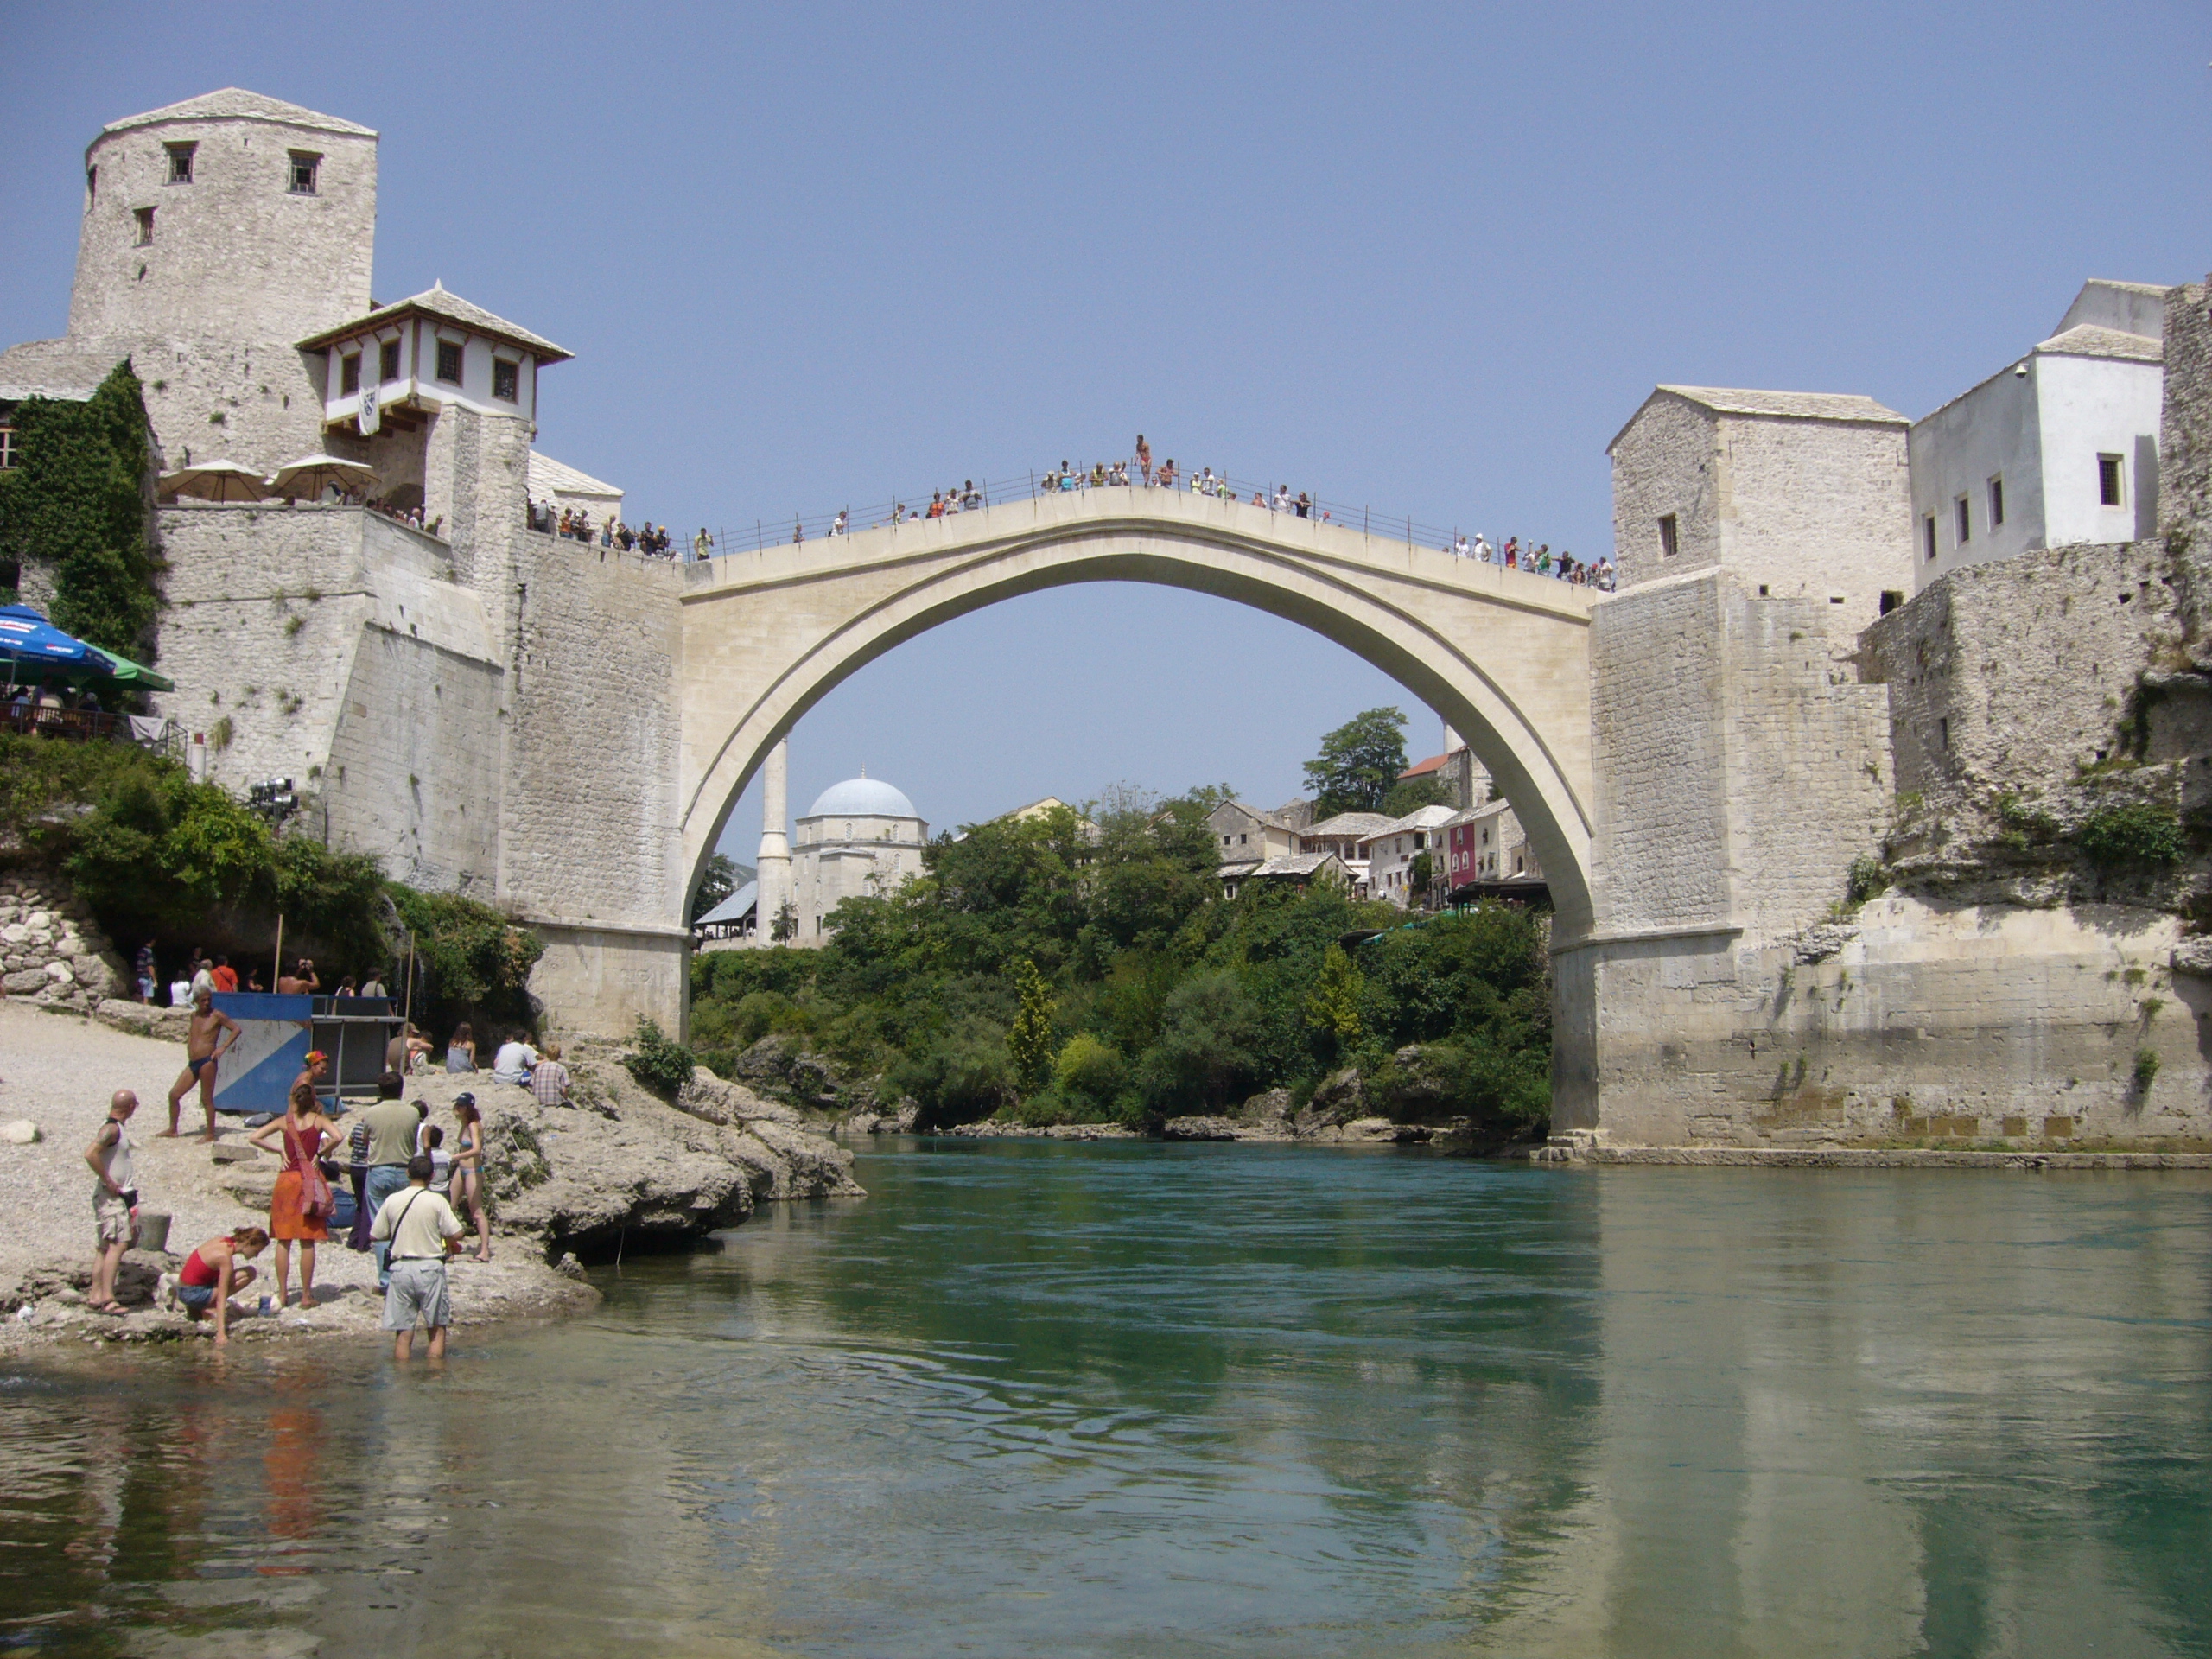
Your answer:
0;90;689;1038
1562;275;2212;1151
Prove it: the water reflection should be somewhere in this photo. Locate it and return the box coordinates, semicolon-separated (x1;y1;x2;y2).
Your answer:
0;1146;2206;1656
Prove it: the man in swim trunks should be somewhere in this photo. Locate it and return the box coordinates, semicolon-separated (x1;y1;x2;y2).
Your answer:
164;986;240;1141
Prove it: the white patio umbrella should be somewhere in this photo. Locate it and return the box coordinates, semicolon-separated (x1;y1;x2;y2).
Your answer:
159;461;270;503
268;454;380;500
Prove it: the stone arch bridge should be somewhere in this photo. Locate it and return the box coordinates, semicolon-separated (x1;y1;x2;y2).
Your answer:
676;486;1599;938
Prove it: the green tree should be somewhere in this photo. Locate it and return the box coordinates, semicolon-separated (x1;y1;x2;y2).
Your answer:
0;361;162;657
1408;850;1434;903
1303;943;1365;1056
1304;707;1412;816
690;853;741;923
1007;957;1058;1095
1137;971;1262;1116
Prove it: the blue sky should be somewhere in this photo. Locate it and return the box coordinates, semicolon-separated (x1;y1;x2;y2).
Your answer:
4;3;2207;856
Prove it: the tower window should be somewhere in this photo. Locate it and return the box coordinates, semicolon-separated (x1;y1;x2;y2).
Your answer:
0;426;17;470
340;353;361;396
2099;454;2124;507
1987;474;2005;528
435;339;465;385
1923;514;1938;562
133;207;155;245
492;359;519;403
86;166;97;204
1955;497;1971;545
288;151;321;194
166;143;196;184
378;340;402;383
1657;512;1679;558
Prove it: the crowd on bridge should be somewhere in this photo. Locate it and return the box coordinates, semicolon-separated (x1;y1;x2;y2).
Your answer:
528;499;714;561
695;434;1623;584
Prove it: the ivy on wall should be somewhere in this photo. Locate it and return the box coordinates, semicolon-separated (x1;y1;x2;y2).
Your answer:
0;360;162;658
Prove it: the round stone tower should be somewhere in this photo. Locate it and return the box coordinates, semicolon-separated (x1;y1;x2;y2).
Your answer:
69;88;378;346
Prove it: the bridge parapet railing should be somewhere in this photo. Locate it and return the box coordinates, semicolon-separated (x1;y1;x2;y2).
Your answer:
702;469;1612;586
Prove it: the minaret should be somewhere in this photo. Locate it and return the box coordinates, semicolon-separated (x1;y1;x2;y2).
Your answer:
754;740;791;943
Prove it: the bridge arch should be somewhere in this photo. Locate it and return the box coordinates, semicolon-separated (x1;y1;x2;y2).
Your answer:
677;488;1597;937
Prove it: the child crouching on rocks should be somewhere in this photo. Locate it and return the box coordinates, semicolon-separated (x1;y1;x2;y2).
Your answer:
170;1227;270;1346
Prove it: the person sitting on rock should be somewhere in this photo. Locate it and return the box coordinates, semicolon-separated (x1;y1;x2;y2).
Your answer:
490;1031;539;1087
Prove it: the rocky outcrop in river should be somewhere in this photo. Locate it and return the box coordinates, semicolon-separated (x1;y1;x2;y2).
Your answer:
372;1051;862;1261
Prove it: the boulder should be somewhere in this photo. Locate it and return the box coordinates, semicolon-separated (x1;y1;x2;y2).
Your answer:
1160;1115;1239;1141
729;1033;846;1111
679;1066;805;1128
390;1058;865;1261
1337;1116;1432;1144
1236;1088;1294;1125
92;999;192;1041
3;969;48;995
1294;1067;1365;1135
1;1120;40;1145
2173;937;2212;976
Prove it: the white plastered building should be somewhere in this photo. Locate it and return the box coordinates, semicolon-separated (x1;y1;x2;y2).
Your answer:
791;775;929;944
1909;279;2168;590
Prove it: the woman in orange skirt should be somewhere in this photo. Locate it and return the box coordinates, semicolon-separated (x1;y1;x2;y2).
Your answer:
248;1080;339;1307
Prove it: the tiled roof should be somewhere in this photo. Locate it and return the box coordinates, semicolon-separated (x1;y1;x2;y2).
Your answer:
1656;386;1908;424
296;283;570;360
1248;852;1341;878
1303;811;1395;839
529;451;622;499
2033;324;2163;364
101;89;376;141
1399;752;1453;779
694;881;759;927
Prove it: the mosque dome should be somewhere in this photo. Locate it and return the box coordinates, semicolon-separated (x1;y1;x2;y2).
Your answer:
804;775;918;819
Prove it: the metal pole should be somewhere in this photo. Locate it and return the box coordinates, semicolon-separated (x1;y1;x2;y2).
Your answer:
271;914;283;990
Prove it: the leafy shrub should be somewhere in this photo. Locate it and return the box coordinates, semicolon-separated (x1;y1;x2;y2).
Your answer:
1366;1037;1550;1142
1052;1033;1128;1113
2076;804;2184;869
2133;1046;2160;1095
388;886;544;1037
732;989;808;1047
886;1016;1014;1130
1137;972;1262;1117
1844;855;1891;907
623;1017;697;1098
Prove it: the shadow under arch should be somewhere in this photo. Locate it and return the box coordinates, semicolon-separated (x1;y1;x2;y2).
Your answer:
678;500;1596;938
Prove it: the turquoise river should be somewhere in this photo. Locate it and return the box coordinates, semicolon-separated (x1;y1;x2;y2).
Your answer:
3;1140;2209;1656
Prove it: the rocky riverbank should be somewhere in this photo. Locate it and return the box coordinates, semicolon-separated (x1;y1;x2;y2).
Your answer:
834;1061;1519;1151
0;1000;861;1355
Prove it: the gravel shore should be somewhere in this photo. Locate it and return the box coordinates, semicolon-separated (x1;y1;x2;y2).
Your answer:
0;998;597;1356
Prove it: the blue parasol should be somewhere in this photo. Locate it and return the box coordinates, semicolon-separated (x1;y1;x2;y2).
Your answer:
0;605;119;676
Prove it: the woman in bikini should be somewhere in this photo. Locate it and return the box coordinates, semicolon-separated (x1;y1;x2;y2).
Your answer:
448;1096;493;1262
172;1226;269;1345
247;1081;338;1307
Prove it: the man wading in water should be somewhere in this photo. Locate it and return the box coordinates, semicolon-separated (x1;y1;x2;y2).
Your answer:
163;986;240;1141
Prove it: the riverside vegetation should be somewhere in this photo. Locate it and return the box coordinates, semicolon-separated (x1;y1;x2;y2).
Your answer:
1;732;540;1036
688;779;1554;1144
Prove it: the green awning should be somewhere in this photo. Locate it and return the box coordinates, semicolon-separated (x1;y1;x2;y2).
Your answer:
95;650;174;691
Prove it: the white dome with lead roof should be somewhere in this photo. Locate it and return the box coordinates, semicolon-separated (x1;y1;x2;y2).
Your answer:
804;775;918;820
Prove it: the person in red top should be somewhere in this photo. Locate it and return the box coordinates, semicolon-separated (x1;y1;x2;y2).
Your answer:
210;955;238;994
173;1226;268;1345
